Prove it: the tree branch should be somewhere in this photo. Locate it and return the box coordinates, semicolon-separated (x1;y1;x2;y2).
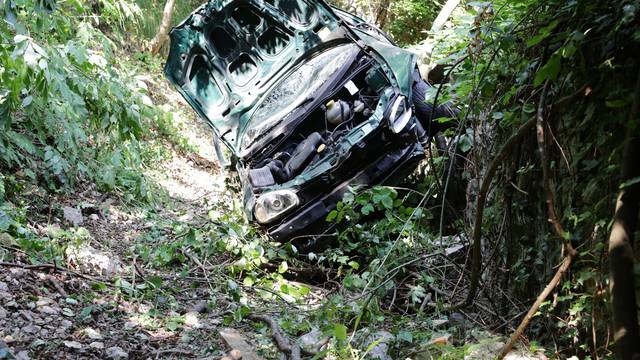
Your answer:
498;81;576;358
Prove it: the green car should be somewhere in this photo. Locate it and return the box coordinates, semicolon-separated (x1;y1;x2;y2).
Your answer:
165;0;452;247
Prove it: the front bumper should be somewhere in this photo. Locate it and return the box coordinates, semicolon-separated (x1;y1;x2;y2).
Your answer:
267;140;424;247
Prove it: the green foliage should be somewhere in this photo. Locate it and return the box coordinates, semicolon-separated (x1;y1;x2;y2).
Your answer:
0;0;191;201
386;0;441;46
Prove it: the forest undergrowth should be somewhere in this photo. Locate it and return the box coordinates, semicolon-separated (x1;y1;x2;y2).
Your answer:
1;0;639;359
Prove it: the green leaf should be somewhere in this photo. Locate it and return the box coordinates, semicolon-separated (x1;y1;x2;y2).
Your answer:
605;99;628;108
8;131;36;155
332;323;347;341
278;261;288;274
534;54;561;86
397;330;413;343
526;19;558;47
620;176;640;189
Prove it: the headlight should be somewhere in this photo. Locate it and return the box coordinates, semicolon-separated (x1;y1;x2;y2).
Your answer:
388;96;413;134
254;190;300;224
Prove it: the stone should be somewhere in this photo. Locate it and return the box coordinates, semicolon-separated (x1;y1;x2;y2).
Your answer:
0;233;16;247
0;282;8;292
0;306;6;319
21;325;40;334
464;339;505;360
89;214;99;221
219;328;264;360
36;298;54;307
15;350;30;360
363;331;394;360
82;327;103;340
184;312;199;327
63;340;83;350
62;206;84;226
89;342;104;350
229;349;242;360
60;320;73;329
37;306;58;316
65;243;122;278
431;319;449;328
64;297;79;306
299;329;324;352
105;346;128;359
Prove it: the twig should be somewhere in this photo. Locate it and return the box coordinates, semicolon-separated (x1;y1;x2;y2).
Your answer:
498;81;576;359
248;314;303;360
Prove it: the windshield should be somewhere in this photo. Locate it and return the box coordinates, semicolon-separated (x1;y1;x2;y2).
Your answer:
241;44;358;148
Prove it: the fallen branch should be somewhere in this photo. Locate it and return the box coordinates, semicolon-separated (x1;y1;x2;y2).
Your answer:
248;314;302;360
498;81;577;358
0;261;115;288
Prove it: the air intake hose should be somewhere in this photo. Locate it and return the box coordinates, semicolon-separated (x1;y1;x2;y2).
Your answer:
283;132;324;179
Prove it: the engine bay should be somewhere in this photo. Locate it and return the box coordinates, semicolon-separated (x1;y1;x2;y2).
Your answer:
245;53;390;189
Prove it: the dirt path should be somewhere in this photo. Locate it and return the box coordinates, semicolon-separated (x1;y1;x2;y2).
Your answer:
0;77;251;359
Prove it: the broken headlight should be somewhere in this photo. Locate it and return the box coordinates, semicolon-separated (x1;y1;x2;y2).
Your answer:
254;190;300;224
388;95;413;134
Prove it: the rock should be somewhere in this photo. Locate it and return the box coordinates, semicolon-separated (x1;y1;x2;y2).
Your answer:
64;297;79;306
0;282;8;292
62;308;74;317
62;206;84;226
363;331;394;360
21;325;41;334
299;329;324;352
82;327;103;340
431;319;449;328
8;269;24;279
465;339;505;360
89;214;99;221
15;350;30;360
0;306;6;319
89;342;104;350
60;320;73;329
19;310;34;322
219;328;264;360
65;242;122;278
30;339;45;349
229;349;242;360
63;340;83;350
37;305;58;316
0;233;16;246
36;298;54;307
184;311;200;327
105;346;128;359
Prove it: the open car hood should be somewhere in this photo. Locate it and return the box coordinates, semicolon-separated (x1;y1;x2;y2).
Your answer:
164;0;351;153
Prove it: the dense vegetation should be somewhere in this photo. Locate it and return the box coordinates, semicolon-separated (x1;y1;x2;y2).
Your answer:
1;0;639;359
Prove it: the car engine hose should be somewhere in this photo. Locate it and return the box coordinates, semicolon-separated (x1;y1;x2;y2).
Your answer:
284;132;325;179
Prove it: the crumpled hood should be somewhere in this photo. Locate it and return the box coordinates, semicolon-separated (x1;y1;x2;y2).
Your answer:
164;0;351;153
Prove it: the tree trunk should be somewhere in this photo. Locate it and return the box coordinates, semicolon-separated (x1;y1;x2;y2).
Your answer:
608;68;640;360
431;0;460;32
374;0;390;29
149;0;176;55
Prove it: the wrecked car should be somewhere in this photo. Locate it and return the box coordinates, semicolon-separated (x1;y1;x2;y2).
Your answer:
164;0;454;247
